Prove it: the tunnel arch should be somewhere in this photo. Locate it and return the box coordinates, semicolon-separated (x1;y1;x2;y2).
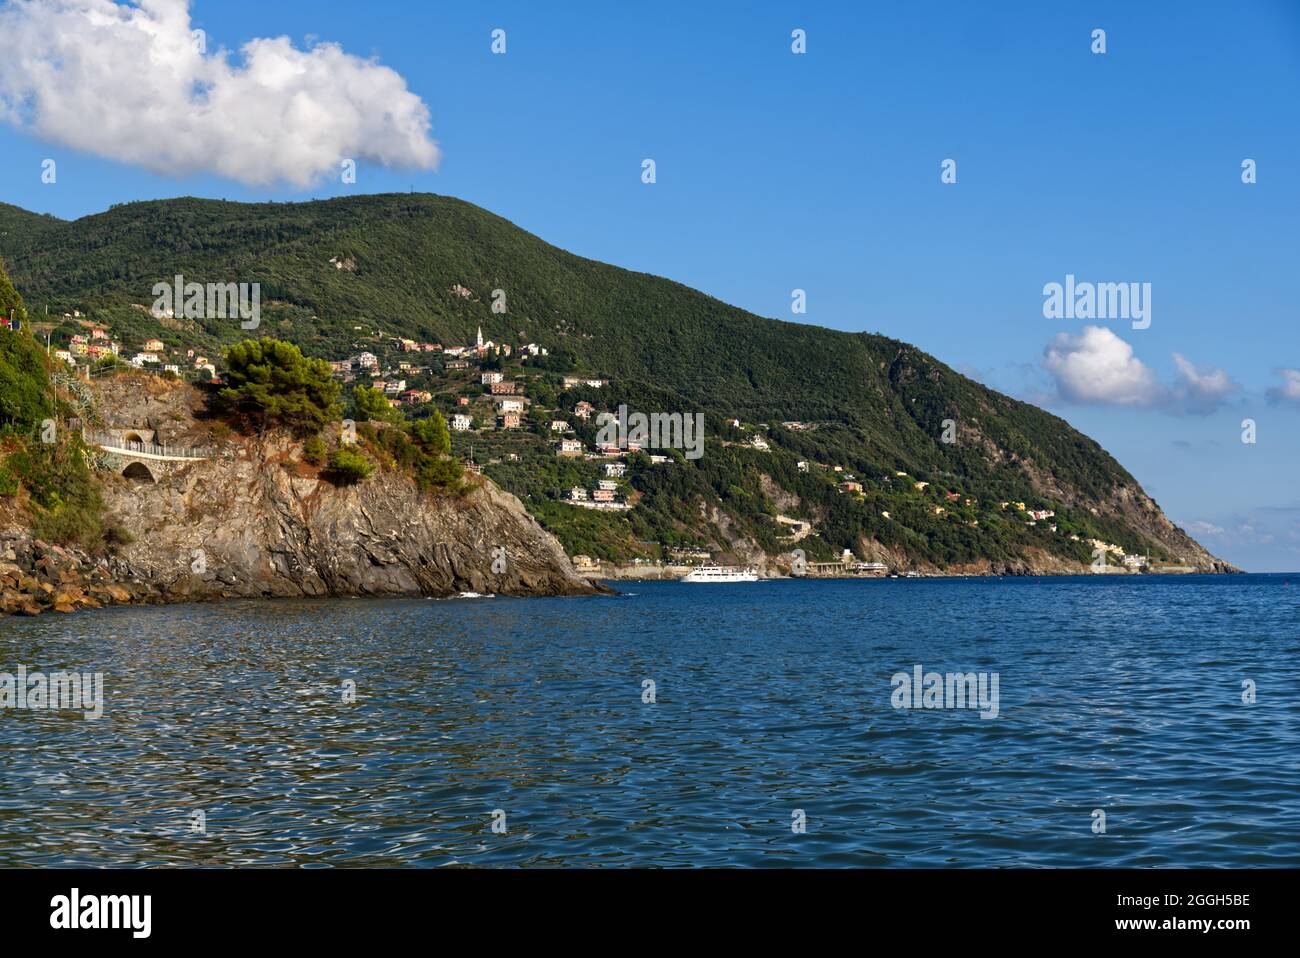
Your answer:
122;461;156;483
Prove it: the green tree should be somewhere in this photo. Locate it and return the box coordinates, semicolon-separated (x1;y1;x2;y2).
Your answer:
0;260;108;544
0;257;28;327
410;408;461;490
0;335;52;433
0;262;50;433
327;445;374;483
302;433;327;466
351;384;401;423
410;407;451;455
217;338;340;434
416;455;463;490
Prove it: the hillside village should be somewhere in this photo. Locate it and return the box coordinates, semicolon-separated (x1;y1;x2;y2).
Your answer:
25;313;1168;577
39;311;220;381
362;332;1162;574
38;314;643;517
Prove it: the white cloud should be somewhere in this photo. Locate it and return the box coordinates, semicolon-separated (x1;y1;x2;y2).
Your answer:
0;0;439;187
1042;326;1165;406
1170;352;1239;415
1042;327;1238;414
1180;508;1300;570
1266;368;1300;406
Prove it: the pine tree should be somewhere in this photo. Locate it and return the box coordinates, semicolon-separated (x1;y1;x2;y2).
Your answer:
0;258;50;431
217;338;341;435
0;257;29;328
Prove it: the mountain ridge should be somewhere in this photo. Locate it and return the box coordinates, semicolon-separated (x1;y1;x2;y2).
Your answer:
0;193;1235;573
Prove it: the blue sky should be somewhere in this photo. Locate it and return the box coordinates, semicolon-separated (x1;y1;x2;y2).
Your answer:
1;0;1298;569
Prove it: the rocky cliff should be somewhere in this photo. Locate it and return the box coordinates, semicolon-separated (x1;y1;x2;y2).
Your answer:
101;431;603;602
1;378;603;616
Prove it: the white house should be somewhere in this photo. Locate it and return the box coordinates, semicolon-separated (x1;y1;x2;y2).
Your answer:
563;376;608;389
451;414;473;432
604;462;626;478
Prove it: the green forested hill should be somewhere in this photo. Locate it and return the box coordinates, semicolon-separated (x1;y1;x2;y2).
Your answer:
0;193;1227;570
0;203;63;241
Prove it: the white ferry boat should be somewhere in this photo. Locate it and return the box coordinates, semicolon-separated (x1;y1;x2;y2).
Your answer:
680;565;759;583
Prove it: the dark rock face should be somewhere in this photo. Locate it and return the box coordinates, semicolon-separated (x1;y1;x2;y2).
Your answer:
89;372;211;447
97;432;606;604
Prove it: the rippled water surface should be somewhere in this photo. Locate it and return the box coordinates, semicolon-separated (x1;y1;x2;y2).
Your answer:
2;575;1298;867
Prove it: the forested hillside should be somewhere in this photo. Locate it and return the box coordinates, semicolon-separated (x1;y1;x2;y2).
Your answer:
0;194;1231;571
